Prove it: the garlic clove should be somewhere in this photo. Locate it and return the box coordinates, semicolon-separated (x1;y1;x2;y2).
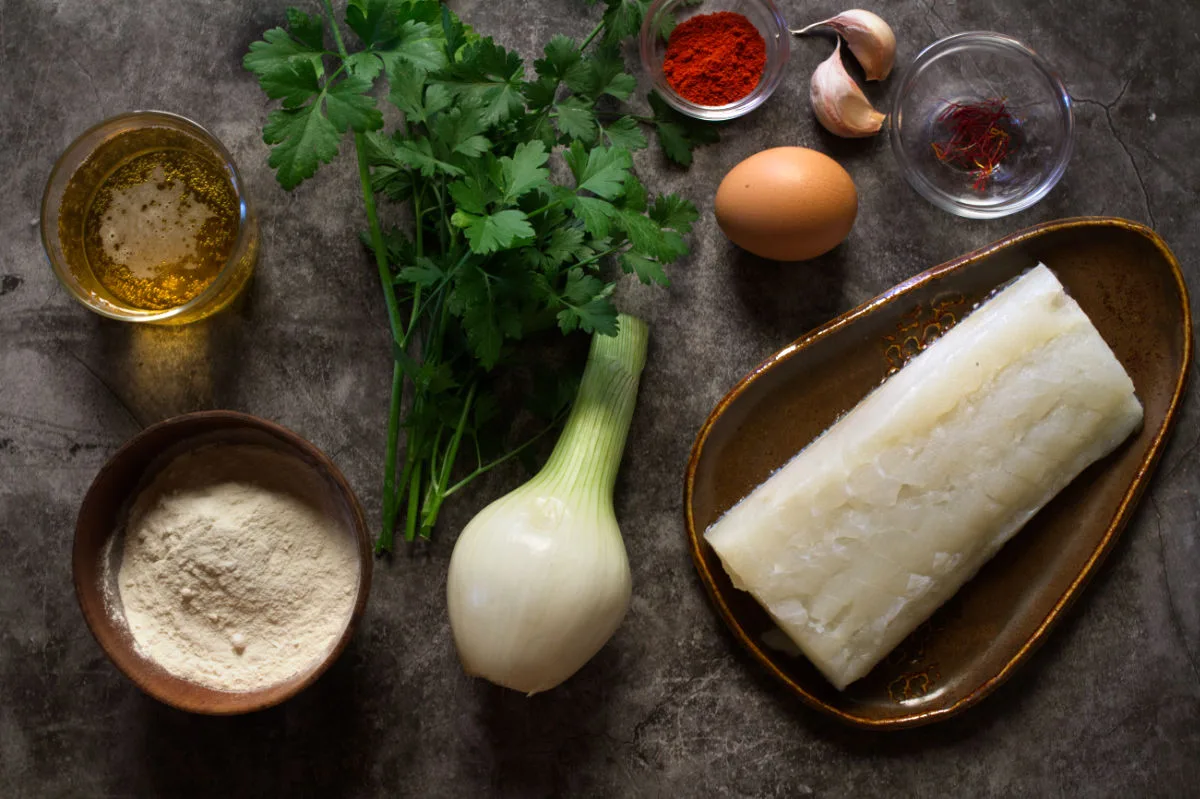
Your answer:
794;9;897;81
810;39;886;138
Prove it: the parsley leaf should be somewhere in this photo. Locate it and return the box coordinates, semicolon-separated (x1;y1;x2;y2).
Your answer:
375;20;448;76
565;142;632;199
431;106;491;158
648;90;720;166
553;97;598;142
262;104;340;190
286;8;325;50
447;177;494;214
572;195;617;238
324;74;383;132
345;51;385;81
650;193;700;232
244;27;324;85
390;73;451;123
534;34;582;81
598;0;648;44
385;135;464;177
436;38;525;124
523;75;559;111
617;208;670;260
499;141;551;202
557;268;618;335
565;45;636;101
602;116;648;150
346;0;399;45
620;251;669;286
398;257;446;288
454;209;536;254
257;59;322;108
537;226;592;271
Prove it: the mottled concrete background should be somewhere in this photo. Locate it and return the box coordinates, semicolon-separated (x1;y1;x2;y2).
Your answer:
1;0;1197;796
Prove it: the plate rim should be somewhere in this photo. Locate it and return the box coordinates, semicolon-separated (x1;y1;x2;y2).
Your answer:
682;216;1193;730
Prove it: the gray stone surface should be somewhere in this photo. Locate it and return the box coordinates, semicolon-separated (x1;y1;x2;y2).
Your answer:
1;0;1198;795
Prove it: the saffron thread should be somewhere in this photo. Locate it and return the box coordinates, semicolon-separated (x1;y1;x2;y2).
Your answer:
930;97;1018;192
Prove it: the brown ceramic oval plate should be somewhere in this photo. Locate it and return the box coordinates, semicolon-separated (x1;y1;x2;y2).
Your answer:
684;217;1192;729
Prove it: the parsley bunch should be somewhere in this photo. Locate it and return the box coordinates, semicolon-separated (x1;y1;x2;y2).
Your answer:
245;0;710;550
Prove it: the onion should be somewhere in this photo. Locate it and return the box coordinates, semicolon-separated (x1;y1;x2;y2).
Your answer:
446;315;648;694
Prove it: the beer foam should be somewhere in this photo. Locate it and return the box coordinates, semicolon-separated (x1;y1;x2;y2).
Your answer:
98;165;216;279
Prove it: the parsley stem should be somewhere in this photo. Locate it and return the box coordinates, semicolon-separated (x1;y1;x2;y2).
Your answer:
573;245;622;270
406;458;422;543
327;0;410;548
354;130;409;548
526;199;563;219
376;360;404;553
322;0;350;59
598;111;655;125
420;381;477;537
443;406;569;499
530;17;608;130
580;19;606;51
354;136;405;343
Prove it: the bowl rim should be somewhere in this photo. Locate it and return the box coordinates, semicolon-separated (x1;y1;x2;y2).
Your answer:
639;0;791;121
72;410;374;715
40;110;254;323
888;31;1075;219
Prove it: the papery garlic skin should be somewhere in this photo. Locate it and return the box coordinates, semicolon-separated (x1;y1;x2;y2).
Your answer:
810;40;886;138
795;9;896;81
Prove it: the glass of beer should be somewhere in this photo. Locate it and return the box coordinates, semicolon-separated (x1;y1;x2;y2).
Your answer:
41;111;259;324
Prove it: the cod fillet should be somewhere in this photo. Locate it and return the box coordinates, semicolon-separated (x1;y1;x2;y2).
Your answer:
704;265;1143;690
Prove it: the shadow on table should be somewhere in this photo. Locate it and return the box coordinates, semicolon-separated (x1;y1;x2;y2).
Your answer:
472;643;622;795
76;281;254;428
134;637;372;799
728;244;849;344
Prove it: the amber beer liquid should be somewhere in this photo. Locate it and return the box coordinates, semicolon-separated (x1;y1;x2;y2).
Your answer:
42;112;257;323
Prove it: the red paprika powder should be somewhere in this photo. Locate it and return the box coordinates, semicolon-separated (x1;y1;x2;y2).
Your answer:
662;12;767;106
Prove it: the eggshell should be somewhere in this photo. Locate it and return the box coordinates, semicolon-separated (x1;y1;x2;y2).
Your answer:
714;147;858;261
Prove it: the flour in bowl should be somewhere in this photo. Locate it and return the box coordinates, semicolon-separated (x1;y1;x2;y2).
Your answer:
114;443;360;692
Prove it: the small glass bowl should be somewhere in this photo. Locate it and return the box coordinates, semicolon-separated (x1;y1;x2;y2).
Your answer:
41;111;258;324
640;0;790;121
889;32;1074;219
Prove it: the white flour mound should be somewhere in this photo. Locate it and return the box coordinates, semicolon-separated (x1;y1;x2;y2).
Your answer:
115;444;359;692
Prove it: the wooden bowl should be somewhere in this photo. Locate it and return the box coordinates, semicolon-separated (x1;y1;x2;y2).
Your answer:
685;217;1191;728
73;410;373;714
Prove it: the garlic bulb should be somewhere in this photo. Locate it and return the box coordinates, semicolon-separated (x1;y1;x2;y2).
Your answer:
794;9;896;81
810;40;886;138
446;316;648;695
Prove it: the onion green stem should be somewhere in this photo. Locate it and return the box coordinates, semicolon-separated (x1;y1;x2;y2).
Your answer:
531;315;648;503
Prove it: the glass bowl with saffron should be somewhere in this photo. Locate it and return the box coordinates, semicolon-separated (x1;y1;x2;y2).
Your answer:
889;32;1074;219
640;0;790;121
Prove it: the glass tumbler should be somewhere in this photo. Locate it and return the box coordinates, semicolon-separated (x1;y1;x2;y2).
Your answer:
41;111;258;324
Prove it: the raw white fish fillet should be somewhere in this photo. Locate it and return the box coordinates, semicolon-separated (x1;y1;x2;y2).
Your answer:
704;265;1143;690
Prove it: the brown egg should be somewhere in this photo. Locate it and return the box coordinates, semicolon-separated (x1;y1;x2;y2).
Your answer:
714;147;858;261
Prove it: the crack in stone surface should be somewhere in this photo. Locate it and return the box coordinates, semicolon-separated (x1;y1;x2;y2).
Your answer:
1073;80;1157;229
1163;433;1200;484
61;348;144;431
630;669;717;765
1150;496;1200;687
915;0;951;37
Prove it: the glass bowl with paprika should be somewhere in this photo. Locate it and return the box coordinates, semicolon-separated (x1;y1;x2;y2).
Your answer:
640;0;790;121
